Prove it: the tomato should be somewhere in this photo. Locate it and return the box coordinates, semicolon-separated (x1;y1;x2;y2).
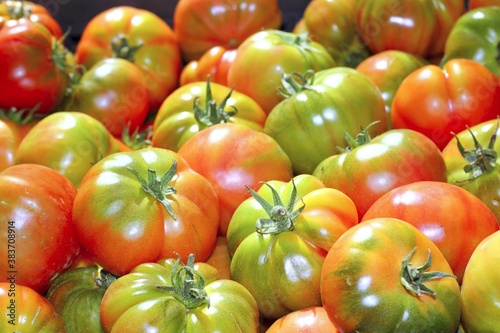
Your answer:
100;255;260;332
355;50;428;124
460;230;500;333
173;0;282;62
227;175;358;319
355;0;465;58
266;306;339;333
300;0;371;67
321;217;461;332
0;164;79;294
60;58;150;137
363;181;499;283
46;265;117;333
264;67;388;175
204;236;232;280
391;58;500;150
72;147;220;276
15;111;122;188
0;19;70;115
0;283;65;332
441;6;500;76
177;123;294;235
442;118;500;221
227;29;336;114
313;127;447;219
0;0;62;37
468;0;500;10
152;77;267;152
75;6;182;111
180;46;237;86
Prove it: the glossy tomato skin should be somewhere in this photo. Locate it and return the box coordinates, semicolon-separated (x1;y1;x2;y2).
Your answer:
227;29;336;114
0;164;79;294
0;283;65;332
0;20;69;114
178;123;293;235
321;218;461;332
0;118;22;171
265;67;388;175
60;58;150;137
442;6;500;76
180;46;237;86
75;6;182;111
442;119;500;221
355;50;428;121
173;0;282;62
301;0;371;67
391;58;500;150
15;112;122;188
100;258;259;333
227;175;358;320
313;129;447;219
0;0;62;37
363;181;499;283
460;230;500;332
355;0;465;57
152;80;266;152
72;148;220;276
266;306;339;333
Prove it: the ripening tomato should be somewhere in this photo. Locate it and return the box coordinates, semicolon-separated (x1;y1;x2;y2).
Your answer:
321;218;461;332
0;164;79;294
391;58;500;150
180;46;237;86
363;181;499;283
0;0;62;37
173;0;282;62
0;283;66;332
468;0;500;10
72;148;220;276
266;306;339;333
75;6;182;111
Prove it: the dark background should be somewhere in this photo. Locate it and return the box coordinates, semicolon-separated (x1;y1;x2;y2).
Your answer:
32;0;311;51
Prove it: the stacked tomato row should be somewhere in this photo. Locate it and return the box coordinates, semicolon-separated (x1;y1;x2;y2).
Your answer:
1;0;500;332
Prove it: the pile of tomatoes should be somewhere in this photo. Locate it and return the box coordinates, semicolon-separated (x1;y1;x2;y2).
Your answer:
1;0;500;332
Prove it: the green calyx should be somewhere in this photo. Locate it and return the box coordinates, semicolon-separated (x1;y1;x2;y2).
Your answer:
92;267;117;290
7;1;33;19
400;247;456;297
338;121;380;153
120;125;152;150
0;105;40;124
453;120;498;182
128;160;178;220
111;34;143;62
158;254;210;310
193;76;237;129
277;70;315;98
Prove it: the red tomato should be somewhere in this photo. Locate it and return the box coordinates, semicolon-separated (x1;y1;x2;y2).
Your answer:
267;307;339;333
469;0;500;9
173;0;282;62
391;58;500;150
0;164;79;294
180;46;237;86
178;123;294;235
363;181;499;283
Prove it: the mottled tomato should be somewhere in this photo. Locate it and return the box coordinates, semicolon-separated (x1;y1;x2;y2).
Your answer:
75;6;182;111
72;148;220;276
177;123;294;235
363;181;499;283
0;164;79;294
0;0;62;37
313;127;447;219
267;306;339;333
391;58;500;150
180;46;237;86
15;111;122;188
321;218;461;332
227;175;358;319
227;29;336;114
100;255;259;332
460;230;500;333
173;0;282;62
0;283;65;332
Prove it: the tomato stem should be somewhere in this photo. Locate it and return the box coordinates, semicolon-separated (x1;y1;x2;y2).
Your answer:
6;1;33;19
92;267;117;290
277;70;315;98
400;247;456;297
338;121;380;152
111;34;143;62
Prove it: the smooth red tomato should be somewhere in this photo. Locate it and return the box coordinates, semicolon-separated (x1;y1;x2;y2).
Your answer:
75;6;182;111
180;46;237;86
0;164;79;294
391;58;500;150
173;0;282;62
469;0;500;9
178;123;294;235
363;181;499;283
267;306;339;333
